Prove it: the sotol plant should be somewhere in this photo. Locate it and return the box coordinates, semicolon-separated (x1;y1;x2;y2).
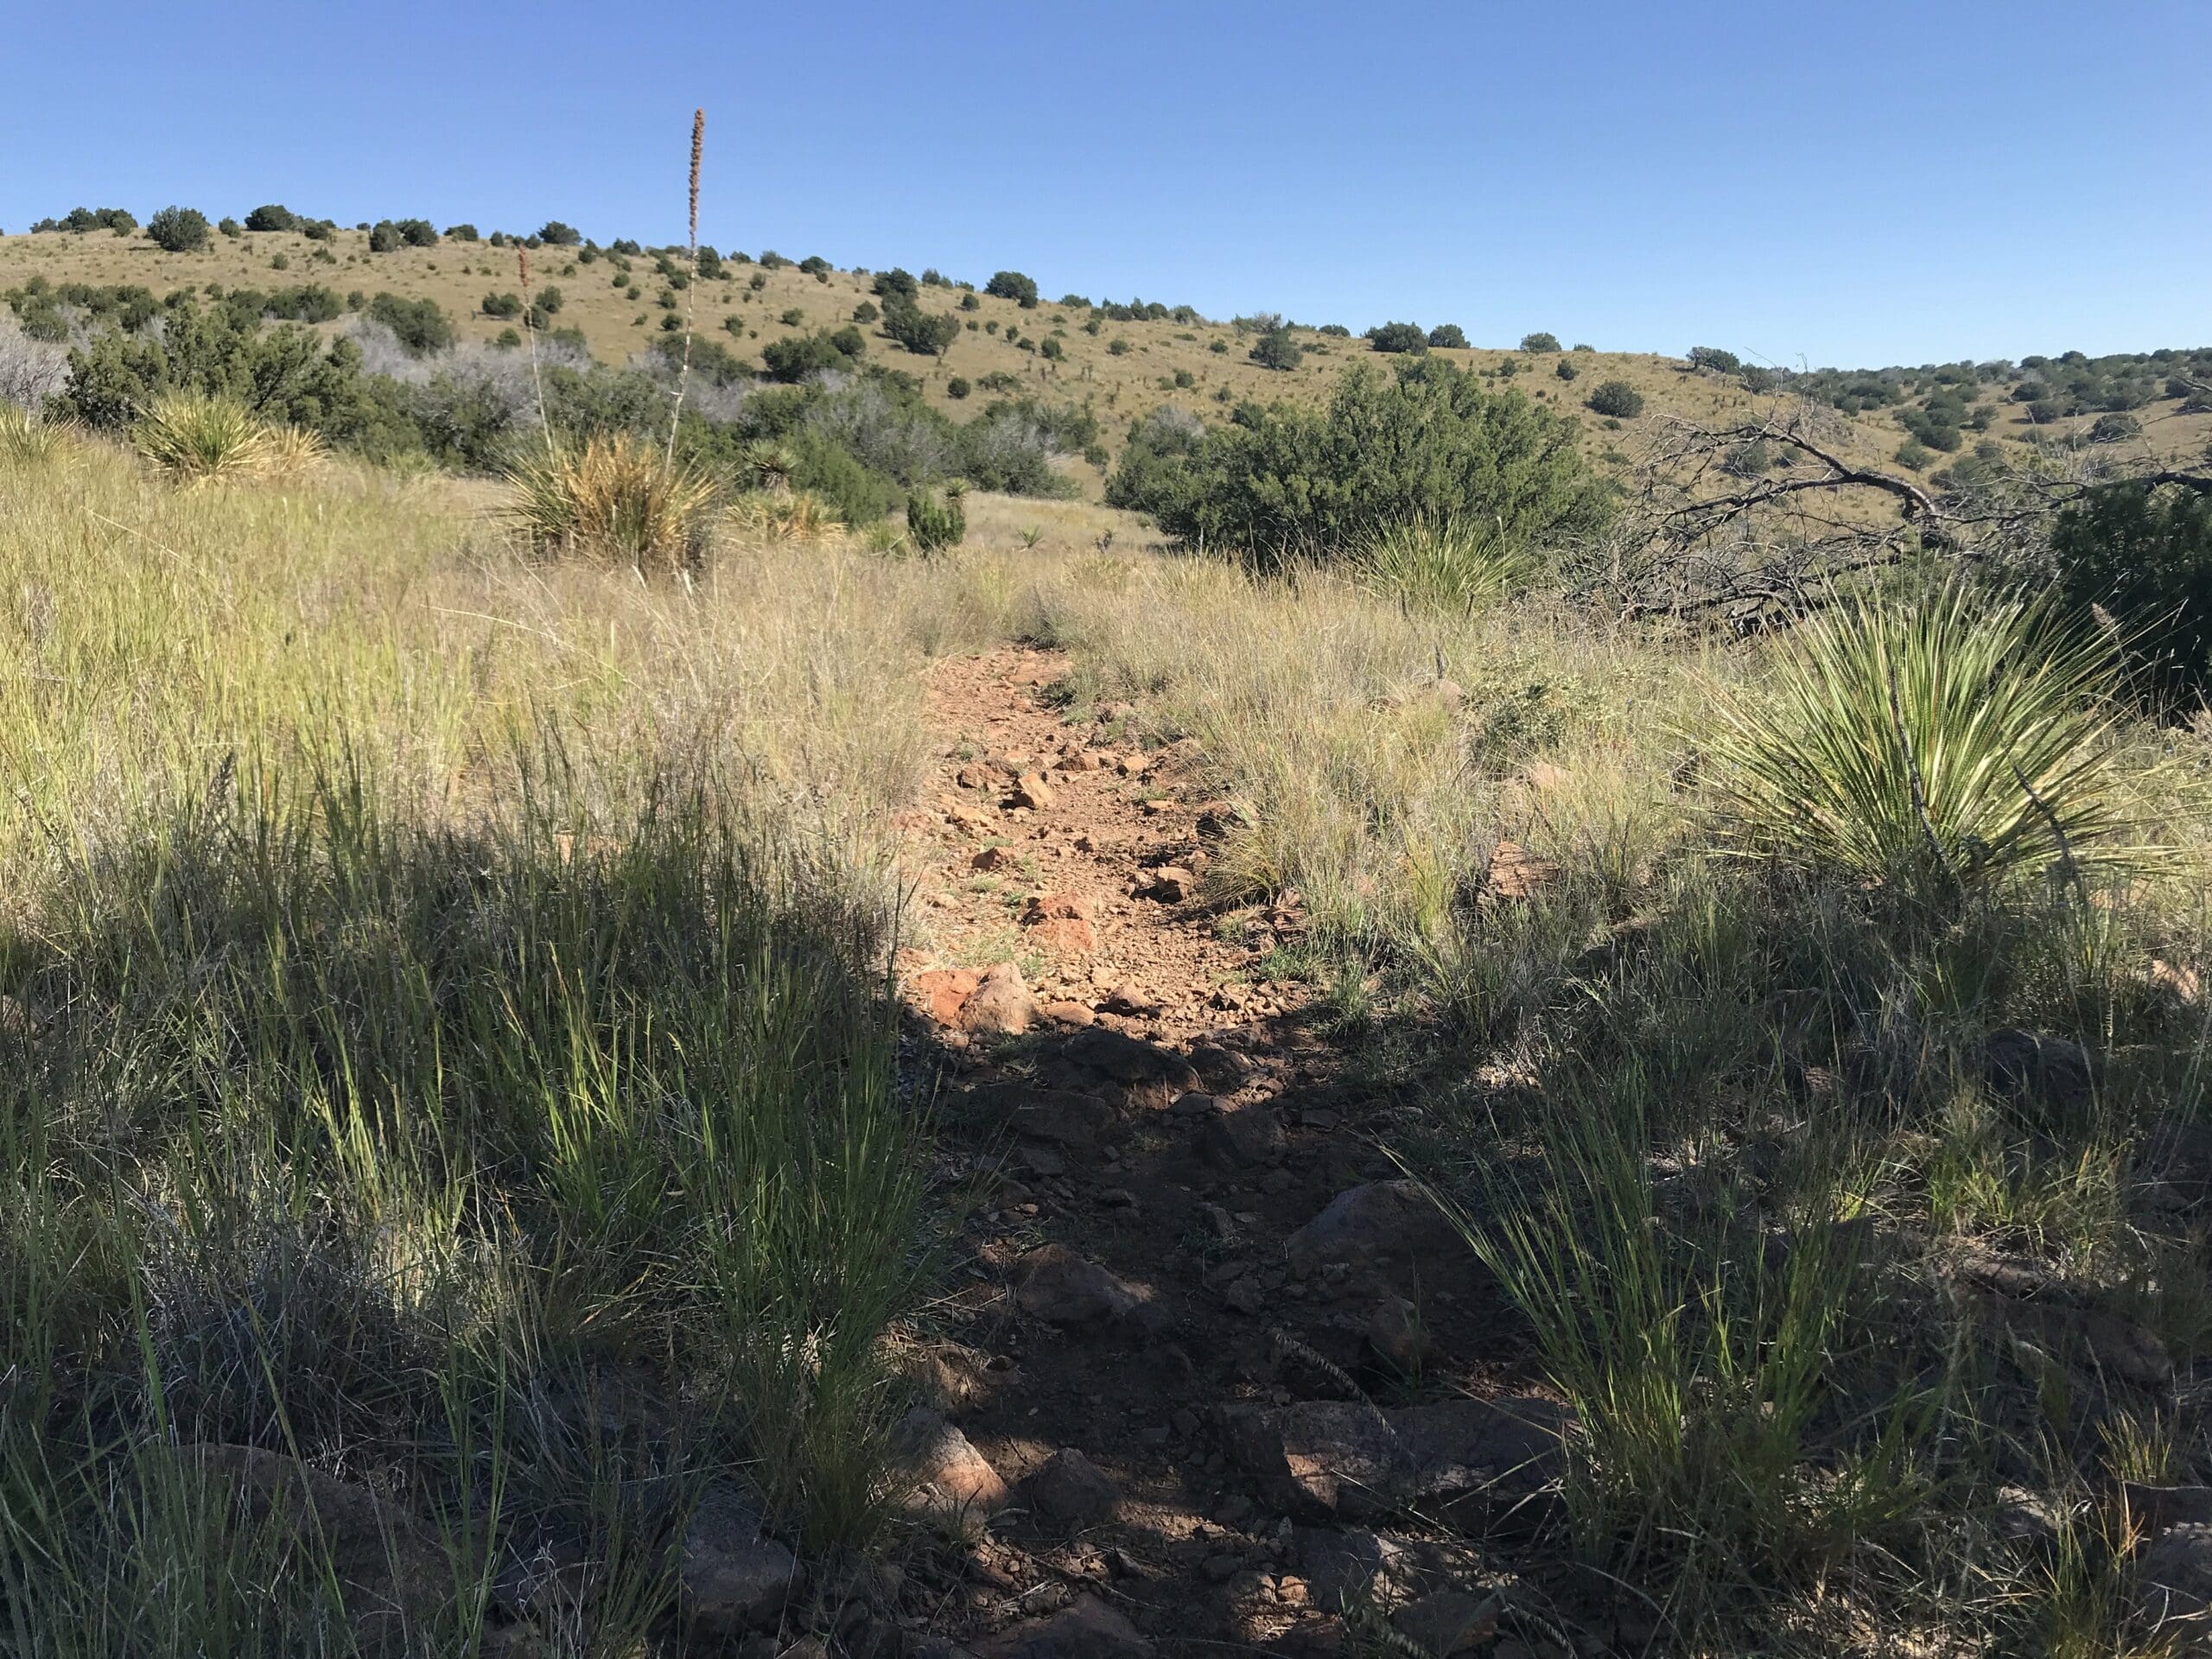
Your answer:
1704;584;2139;896
906;485;966;554
1356;513;1537;618
504;433;717;572
132;392;273;487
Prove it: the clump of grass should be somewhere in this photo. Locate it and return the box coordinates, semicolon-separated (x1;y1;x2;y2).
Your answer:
1705;583;2140;899
131;391;274;487
1356;512;1536;616
503;431;717;572
258;423;328;480
729;487;844;543
0;404;74;468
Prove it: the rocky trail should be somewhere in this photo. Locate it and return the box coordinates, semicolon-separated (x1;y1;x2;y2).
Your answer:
856;649;1607;1659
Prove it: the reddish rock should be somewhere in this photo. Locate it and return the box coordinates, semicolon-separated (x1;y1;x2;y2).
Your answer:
972;845;1018;871
962;963;1037;1036
1017;1244;1145;1325
911;968;981;1027
1011;772;1058;810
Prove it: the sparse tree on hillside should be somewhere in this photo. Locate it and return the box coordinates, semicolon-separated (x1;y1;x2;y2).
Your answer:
1428;324;1470;349
1587;379;1645;417
1365;321;1428;354
147;206;211;252
1249;327;1303;372
1520;331;1561;353
985;270;1040;308
537;220;582;246
245;204;297;232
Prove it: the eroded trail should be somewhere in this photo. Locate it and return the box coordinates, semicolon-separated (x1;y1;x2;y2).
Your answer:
878;650;1580;1659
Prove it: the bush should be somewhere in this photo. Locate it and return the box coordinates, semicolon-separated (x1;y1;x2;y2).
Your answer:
537;220;582;246
481;290;524;319
147;207;212;253
1707;584;2137;897
946;377;970;400
984;271;1039;308
445;223;480;242
1586;379;1644;417
1249;328;1302;372
2086;411;2141;443
906;485;966;553
263;285;343;324
779;308;804;327
761;327;867;383
1109;356;1608;566
1687;346;1740;374
2049;480;2212;708
1356;512;1538;615
502;432;716;572
1554;359;1579;381
1427;324;1470;350
367;220;402;253
851;300;879;324
872;268;917;302
243;204;295;233
880;297;960;358
365;293;453;355
1520;332;1561;353
1893;438;1932;471
1365;321;1428;354
131;391;276;486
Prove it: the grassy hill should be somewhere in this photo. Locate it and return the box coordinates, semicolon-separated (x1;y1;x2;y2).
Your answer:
7;217;2206;503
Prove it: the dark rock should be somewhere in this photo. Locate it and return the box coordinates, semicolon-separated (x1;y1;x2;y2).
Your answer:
1224;1396;1571;1521
1139;867;1195;903
1366;1296;1431;1369
1984;1028;2099;1115
973;1596;1151;1659
1016;1244;1145;1325
1970;1293;2172;1388
1299;1528;1411;1611
1062;1027;1192;1086
681;1484;804;1640
1198;1105;1286;1170
1025;1447;1120;1530
1394;1590;1501;1657
1286;1181;1462;1277
2129;1484;2212;1535
2133;1121;2212;1218
1187;1043;1252;1090
2136;1522;2212;1644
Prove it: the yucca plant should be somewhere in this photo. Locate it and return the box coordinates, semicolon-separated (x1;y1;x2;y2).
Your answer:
0;404;75;468
906;483;966;555
503;433;717;573
258;424;328;481
1704;584;2139;898
728;488;844;543
132;392;273;487
1356;512;1537;617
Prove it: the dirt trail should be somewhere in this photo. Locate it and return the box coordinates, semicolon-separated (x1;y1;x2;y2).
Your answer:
877;650;1591;1659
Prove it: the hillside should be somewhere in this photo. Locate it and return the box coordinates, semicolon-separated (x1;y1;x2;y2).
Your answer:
6;216;2206;503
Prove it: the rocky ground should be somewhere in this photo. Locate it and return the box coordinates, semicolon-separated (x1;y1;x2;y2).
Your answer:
857;649;1599;1659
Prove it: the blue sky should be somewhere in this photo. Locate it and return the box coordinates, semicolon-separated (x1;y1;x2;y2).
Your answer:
6;1;2204;366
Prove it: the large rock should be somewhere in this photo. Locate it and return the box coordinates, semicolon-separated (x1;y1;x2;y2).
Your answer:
2133;1121;2212;1219
1394;1590;1501;1657
181;1445;448;1653
1287;1181;1461;1276
894;1407;1012;1534
1984;1028;2099;1116
912;968;982;1027
974;1596;1151;1659
1062;1028;1192;1085
1224;1396;1571;1521
681;1484;804;1639
1023;1447;1120;1530
1016;1245;1145;1326
2136;1522;2212;1649
963;963;1038;1036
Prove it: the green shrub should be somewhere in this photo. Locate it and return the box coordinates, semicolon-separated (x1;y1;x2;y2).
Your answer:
880;297;960;358
147;207;212;253
1554;359;1579;381
1109;356;1608;566
906;484;967;553
1365;321;1428;354
984;270;1039;308
1427;323;1470;349
1893;438;1932;471
243;204;296;233
760;327;867;383
217;217;242;238
946;377;970;399
871;268;917;301
482;290;524;319
537;220;582;246
1520;331;1561;353
268;253;289;270
1357;512;1538;615
2049;480;2212;708
1249;328;1302;372
2086;411;2140;443
1040;336;1065;360
1107;338;1131;356
1707;584;2138;897
1586;378;1644;417
367;220;402;253
779;308;805;327
1687;346;1740;374
445;223;480;242
366;293;453;354
852;300;879;324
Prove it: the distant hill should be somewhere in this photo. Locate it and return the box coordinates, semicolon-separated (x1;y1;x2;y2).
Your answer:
3;215;2206;499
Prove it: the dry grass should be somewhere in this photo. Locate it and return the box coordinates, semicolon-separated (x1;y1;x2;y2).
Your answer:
500;430;719;572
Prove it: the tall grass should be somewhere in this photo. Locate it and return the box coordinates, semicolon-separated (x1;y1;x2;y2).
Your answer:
502;431;718;572
1355;512;1539;617
131;391;275;486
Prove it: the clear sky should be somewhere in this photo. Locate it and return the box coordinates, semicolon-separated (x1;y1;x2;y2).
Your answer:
6;1;2204;367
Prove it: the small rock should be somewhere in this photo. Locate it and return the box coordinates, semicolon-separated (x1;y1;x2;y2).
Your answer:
1040;1000;1096;1028
1017;1244;1144;1325
957;763;997;790
1188;1044;1252;1090
1483;838;1558;900
1140;798;1176;816
1116;753;1150;778
1172;1090;1218;1117
1223;1276;1268;1316
1064;1026;1185;1082
894;1408;1012;1534
1198;1106;1287;1171
1367;1296;1431;1369
1096;702;1136;726
682;1484;805;1640
971;844;1018;871
1299;1527;1410;1611
1972;1293;2172;1387
1225;1396;1572;1521
2128;1484;2212;1535
1287;1181;1462;1277
1025;1448;1120;1530
1058;750;1107;772
1023;891;1098;924
1201;1553;1243;1583
962;963;1037;1036
1004;1090;1117;1152
2150;958;2203;1007
1011;772;1058;811
973;1596;1151;1659
1194;801;1255;841
2133;1120;2212;1217
1139;867;1195;903
1395;1590;1501;1657
1099;983;1158;1017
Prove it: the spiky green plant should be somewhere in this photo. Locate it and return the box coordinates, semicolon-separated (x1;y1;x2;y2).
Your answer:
906;485;966;556
131;392;273;487
503;433;717;572
1704;585;2139;897
1356;512;1537;617
0;405;75;468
